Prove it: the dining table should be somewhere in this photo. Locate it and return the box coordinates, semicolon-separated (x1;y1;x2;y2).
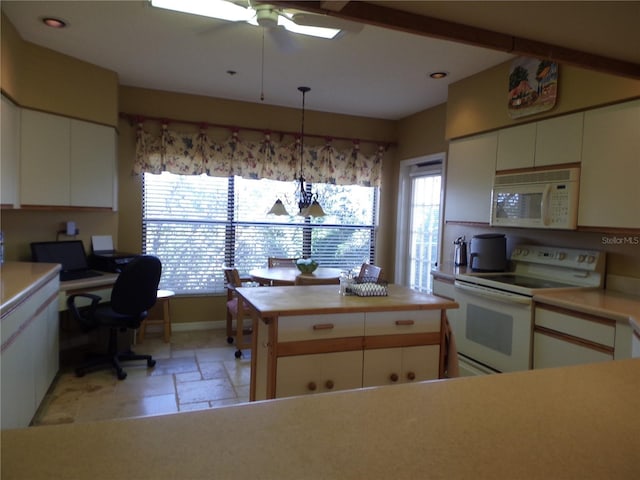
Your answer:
249;267;343;286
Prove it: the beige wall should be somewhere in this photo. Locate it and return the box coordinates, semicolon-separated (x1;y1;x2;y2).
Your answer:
446;61;640;140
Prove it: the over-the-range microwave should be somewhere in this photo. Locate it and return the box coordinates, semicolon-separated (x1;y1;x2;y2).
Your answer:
490;167;580;229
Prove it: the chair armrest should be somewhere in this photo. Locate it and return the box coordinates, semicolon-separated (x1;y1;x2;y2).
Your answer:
67;293;103;330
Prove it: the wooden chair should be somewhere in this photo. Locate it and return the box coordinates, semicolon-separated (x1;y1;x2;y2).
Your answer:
358;263;383;282
223;267;253;359
294;275;340;286
268;257;297;268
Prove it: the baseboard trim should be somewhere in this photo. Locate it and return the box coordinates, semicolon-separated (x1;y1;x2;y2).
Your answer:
171;320;226;332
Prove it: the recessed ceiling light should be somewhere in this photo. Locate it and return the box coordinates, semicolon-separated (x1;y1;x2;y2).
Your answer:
429;71;448;79
42;17;67;28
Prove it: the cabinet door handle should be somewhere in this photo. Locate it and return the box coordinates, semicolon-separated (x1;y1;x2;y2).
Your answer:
389;373;399;382
395;320;415;326
313;323;334;330
406;371;416;381
325;380;334;390
307;382;317;391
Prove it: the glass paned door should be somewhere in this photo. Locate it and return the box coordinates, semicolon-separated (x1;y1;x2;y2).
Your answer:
408;172;442;293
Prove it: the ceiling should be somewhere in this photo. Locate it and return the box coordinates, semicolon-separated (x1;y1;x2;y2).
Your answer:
2;1;639;120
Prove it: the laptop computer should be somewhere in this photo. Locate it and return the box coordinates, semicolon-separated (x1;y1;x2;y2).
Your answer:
31;240;103;282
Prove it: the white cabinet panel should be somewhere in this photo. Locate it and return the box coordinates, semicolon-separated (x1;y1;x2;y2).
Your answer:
496;123;536;171
277;312;364;342
534;112;583;167
363;345;440;387
20;109;70;206
533;331;613;369
19;109;117;209
579;100;640;228
70;120;116;208
1;95;21;207
276;351;363;398
445;132;497;224
365;310;440;336
1;275;59;430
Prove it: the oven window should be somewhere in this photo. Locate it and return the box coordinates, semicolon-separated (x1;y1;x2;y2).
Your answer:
466;304;513;355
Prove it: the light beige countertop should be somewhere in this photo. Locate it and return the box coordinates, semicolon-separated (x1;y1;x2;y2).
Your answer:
0;261;60;314
2;358;639;479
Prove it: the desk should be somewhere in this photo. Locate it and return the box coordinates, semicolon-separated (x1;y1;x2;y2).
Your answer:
59;273;119;310
250;267;342;286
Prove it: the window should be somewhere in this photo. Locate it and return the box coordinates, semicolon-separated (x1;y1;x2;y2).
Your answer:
395;155;443;293
143;172;378;294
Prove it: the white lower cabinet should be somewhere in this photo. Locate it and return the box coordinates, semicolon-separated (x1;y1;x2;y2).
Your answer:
363;345;440;387
533;304;615;370
1;274;60;430
276;351;363;398
261;309;444;400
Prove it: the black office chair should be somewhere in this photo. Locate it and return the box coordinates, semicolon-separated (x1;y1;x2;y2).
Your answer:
67;255;162;380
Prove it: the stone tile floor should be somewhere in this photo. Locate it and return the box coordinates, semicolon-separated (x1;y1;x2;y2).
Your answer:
32;329;251;426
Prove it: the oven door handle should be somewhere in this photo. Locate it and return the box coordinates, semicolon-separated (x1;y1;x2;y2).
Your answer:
454;281;532;305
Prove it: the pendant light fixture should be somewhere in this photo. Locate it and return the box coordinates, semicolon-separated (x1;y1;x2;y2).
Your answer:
268;86;325;217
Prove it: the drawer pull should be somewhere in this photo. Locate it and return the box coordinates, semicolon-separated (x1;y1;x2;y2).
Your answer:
389;373;399;382
325;380;334;390
407;371;416;381
395;320;415;326
313;323;335;330
307;382;317;391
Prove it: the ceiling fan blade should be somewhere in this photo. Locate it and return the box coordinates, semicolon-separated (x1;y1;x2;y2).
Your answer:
290;12;363;33
268;27;300;53
195;19;245;37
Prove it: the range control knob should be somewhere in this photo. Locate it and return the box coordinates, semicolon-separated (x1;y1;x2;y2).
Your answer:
578;255;586;263
587;255;596;264
557;252;567;261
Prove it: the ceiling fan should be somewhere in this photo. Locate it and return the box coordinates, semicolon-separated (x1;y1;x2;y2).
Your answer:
149;0;361;40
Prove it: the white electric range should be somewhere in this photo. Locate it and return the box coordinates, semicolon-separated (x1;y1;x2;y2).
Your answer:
451;245;606;375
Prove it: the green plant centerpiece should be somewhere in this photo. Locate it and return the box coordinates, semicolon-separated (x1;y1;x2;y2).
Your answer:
296;258;318;274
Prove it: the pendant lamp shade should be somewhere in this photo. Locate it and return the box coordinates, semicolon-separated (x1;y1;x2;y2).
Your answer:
268;86;325;218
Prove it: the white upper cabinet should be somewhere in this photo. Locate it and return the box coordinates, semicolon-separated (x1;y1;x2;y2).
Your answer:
70;119;116;208
1;95;21;207
496;112;584;171
19;109;117;209
496;123;536;170
445;132;497;224
20;109;71;206
534;112;583;167
578;100;640;229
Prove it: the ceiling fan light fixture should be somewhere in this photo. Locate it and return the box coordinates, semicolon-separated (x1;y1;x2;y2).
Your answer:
149;0;252;22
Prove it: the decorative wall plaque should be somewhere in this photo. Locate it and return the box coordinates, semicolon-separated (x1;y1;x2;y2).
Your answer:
508;57;558;118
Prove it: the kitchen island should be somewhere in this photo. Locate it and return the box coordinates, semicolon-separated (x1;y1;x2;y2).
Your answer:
2;358;639;479
236;284;458;400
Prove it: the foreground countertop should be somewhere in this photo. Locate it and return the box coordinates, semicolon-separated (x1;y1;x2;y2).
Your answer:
2;358;639;479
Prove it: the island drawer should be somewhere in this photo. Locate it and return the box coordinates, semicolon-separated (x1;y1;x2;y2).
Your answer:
364;310;441;336
277;312;365;342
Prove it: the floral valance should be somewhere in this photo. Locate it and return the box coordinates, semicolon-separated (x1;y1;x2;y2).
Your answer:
133;125;384;187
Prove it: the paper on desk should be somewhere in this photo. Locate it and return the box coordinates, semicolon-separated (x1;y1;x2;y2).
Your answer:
91;235;114;252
